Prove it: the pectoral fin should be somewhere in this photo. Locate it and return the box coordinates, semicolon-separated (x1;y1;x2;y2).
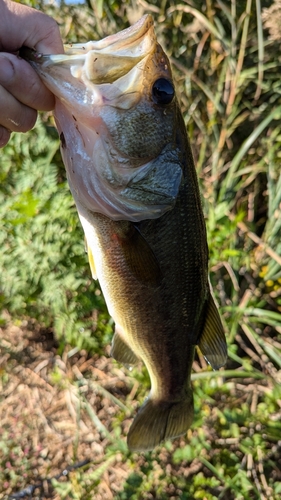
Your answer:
111;324;139;366
197;294;227;370
84;237;97;280
117;223;162;288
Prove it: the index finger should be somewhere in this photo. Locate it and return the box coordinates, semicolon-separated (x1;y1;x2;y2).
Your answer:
0;0;63;54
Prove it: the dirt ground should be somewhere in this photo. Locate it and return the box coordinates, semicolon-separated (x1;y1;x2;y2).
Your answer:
1;313;281;500
0;314;143;499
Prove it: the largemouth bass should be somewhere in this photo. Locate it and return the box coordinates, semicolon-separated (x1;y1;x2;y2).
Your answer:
21;15;227;452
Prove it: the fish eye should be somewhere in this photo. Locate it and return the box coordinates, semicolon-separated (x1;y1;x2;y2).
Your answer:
152;78;175;105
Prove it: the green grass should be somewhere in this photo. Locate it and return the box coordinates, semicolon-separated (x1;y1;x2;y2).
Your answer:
1;0;281;499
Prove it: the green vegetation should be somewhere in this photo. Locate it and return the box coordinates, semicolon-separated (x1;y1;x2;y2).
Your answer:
0;1;281;499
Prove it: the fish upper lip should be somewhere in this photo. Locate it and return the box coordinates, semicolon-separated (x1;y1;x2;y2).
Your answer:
64;13;155;54
20;14;156;84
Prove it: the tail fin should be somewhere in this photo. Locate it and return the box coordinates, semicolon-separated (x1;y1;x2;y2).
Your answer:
127;392;193;452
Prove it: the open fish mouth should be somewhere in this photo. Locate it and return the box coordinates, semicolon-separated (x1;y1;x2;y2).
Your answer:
20;15;156;86
20;14;182;222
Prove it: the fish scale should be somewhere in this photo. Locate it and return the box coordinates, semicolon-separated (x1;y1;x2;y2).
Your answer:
21;14;227;452
77;120;209;451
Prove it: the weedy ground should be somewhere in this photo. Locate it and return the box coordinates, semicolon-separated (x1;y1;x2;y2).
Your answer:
0;0;281;499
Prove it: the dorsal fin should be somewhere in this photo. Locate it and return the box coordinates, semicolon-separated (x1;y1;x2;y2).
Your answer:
197;294;227;370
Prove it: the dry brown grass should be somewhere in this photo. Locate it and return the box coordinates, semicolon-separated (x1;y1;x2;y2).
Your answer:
0;316;135;499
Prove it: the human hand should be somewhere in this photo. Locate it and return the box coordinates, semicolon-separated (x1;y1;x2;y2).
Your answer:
0;0;63;147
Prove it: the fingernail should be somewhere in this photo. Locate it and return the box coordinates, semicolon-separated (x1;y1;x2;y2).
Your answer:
0;56;15;84
0;126;11;148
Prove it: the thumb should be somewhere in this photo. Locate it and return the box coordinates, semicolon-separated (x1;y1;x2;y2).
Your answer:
0;0;63;54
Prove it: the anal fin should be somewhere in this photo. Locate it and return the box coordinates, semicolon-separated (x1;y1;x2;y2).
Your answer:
111;324;139;366
197;294;227;370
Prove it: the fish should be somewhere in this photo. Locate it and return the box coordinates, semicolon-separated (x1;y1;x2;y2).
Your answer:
20;15;227;452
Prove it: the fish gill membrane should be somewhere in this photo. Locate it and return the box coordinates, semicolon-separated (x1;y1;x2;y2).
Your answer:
20;14;227;452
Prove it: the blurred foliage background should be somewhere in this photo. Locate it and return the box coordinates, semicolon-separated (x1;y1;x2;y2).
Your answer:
1;0;281;499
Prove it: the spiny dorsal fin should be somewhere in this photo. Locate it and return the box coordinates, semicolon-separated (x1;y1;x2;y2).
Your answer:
117;223;162;288
197;294;227;370
111;324;139;366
